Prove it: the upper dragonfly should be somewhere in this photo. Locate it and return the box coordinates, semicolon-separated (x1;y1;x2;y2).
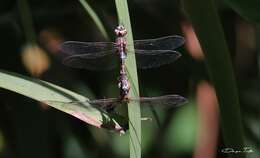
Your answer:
60;25;185;70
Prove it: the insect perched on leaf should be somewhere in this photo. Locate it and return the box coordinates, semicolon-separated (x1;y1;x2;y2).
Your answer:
50;25;188;133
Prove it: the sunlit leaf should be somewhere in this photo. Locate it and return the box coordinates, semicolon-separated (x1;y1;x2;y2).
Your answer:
0;70;125;133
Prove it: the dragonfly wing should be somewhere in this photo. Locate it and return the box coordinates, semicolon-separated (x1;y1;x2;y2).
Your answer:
63;52;119;70
44;98;121;111
43;100;89;106
133;35;185;51
133;50;181;69
88;98;121;111
130;94;188;108
60;41;116;57
60;41;119;70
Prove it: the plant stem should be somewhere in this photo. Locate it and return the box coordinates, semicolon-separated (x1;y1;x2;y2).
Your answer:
115;1;141;158
78;0;109;39
17;0;36;43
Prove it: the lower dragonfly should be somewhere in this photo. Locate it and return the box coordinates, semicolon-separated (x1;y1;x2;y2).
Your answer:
45;57;187;133
86;61;187;112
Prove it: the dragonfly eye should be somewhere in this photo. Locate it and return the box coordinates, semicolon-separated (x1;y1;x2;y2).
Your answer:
115;25;127;36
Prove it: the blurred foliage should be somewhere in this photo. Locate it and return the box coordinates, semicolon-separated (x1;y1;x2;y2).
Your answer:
21;44;50;76
225;0;260;23
164;103;198;154
0;0;260;158
183;0;245;158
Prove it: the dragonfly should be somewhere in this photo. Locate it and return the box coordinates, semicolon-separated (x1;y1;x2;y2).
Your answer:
44;93;187;134
53;25;187;132
60;25;185;70
47;63;188;113
58;25;187;111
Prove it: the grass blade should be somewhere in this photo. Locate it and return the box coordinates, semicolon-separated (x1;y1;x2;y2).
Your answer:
78;0;109;39
115;1;141;158
0;70;125;133
225;0;260;23
17;0;36;43
182;0;245;157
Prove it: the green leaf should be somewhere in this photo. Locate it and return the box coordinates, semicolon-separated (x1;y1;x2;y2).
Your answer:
165;103;198;153
225;0;260;23
78;0;109;39
17;0;36;43
182;0;245;157
115;1;142;158
0;70;125;133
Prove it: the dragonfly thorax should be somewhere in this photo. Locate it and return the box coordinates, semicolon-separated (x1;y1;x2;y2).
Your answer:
118;73;130;99
58;29;188;131
118;76;129;90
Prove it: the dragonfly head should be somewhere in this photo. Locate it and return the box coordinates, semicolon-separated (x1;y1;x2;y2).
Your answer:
115;25;127;37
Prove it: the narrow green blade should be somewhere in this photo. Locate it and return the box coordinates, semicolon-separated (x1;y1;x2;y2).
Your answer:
78;0;109;39
115;1;142;158
225;0;260;23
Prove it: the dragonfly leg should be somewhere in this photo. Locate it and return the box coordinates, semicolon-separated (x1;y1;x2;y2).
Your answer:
104;104;116;113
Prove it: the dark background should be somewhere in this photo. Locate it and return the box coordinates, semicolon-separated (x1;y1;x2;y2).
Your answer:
0;0;259;158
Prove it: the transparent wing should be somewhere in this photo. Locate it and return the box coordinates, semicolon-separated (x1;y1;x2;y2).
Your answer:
62;49;181;70
59;36;185;70
60;41;117;58
44;98;121;111
88;98;121;110
130;94;188;108
60;41;119;70
132;35;185;51
130;35;185;69
134;50;181;69
63;52;119;70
